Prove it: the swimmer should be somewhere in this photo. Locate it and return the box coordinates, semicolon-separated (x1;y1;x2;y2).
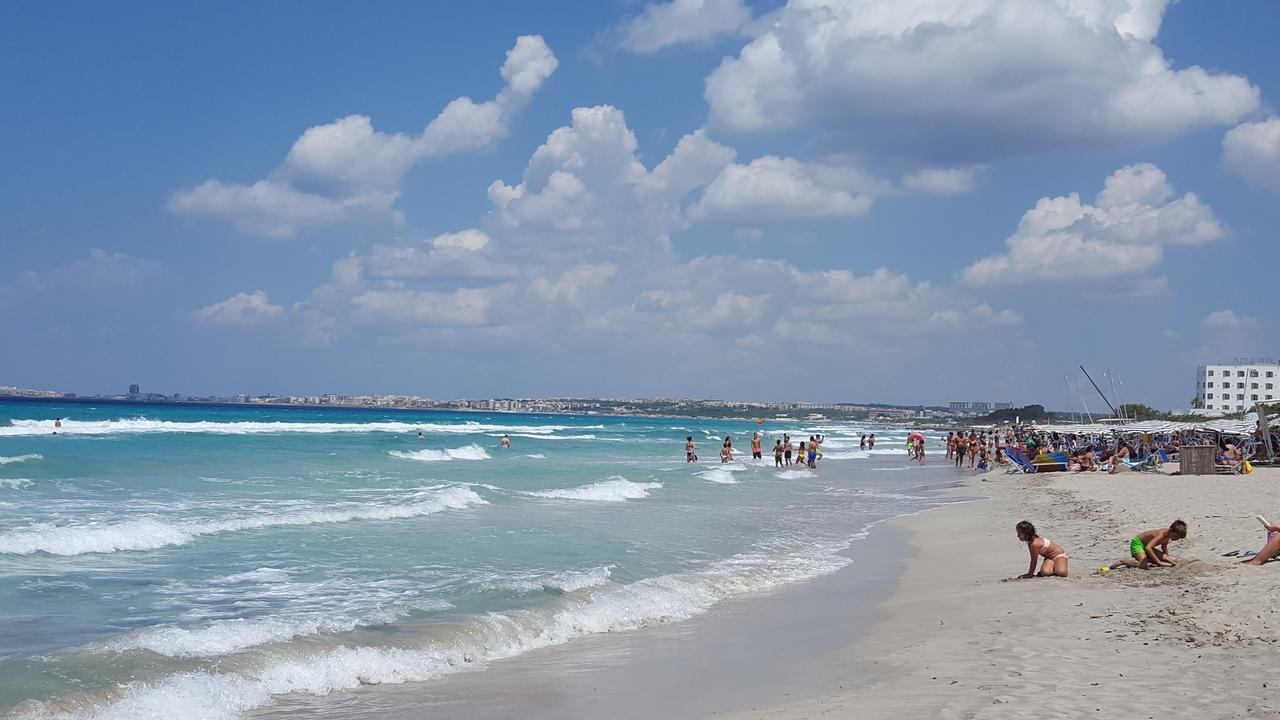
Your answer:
501;434;510;448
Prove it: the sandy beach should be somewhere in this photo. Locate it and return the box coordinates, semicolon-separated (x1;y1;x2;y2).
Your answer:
734;464;1280;720
247;462;1280;720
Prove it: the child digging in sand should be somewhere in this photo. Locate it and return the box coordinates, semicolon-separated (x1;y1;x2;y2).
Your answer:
1110;520;1187;569
1015;520;1069;578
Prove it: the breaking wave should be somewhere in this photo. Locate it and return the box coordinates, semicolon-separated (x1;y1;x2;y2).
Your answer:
0;418;602;437
39;538;855;720
525;478;661;502
0;487;487;556
387;445;491;462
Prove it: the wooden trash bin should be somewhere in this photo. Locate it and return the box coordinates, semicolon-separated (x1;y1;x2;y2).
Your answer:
1180;445;1216;476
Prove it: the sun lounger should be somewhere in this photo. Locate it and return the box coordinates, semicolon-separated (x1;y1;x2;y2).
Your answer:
1004;448;1036;474
1119;454;1160;472
1216;449;1254;475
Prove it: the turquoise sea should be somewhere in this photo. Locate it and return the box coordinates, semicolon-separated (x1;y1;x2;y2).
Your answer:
0;401;953;719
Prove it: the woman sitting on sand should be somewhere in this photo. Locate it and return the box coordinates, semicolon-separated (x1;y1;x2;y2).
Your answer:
1243;519;1280;566
1221;443;1243;471
1016;520;1068;578
1073;450;1096;472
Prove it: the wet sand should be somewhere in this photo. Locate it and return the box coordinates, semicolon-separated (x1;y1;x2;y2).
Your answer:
253;507;921;720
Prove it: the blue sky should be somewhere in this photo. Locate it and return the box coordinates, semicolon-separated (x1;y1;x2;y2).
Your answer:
2;0;1277;409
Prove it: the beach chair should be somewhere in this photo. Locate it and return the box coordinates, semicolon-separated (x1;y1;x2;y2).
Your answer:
1216;448;1254;475
1004;448;1036;474
1119;454;1159;472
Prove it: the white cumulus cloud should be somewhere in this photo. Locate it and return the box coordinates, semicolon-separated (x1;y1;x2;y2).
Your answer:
170;36;557;239
196;291;285;327
169;180;398;240
692;156;888;220
704;0;1259;161
618;0;752;53
432;229;492;252
1222;117;1280;191
962;163;1223;286
488;106;737;245
1202;310;1258;331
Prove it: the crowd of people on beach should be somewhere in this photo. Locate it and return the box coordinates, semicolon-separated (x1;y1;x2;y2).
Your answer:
1005;422;1279;577
686;432;829;469
942;426;1266;476
671;421;1277;577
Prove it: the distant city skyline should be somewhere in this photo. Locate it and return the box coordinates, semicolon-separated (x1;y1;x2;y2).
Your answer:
2;2;1278;408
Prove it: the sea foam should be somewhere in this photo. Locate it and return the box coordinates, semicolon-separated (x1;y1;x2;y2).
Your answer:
526;477;661;502
0;418;602;437
490;565;614;595
102;597;453;658
0;487;487;556
387;444;491;462
0;453;42;464
697;468;739;484
48;538;854;720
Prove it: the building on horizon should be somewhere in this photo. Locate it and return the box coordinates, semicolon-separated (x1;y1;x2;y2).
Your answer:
128;384;140;396
1196;360;1280;413
949;401;1012;413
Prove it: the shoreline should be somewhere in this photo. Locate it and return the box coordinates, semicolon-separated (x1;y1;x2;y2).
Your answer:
250;472;969;720
730;465;1280;719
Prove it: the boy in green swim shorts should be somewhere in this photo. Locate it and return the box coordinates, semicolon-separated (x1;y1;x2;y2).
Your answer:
1110;520;1187;569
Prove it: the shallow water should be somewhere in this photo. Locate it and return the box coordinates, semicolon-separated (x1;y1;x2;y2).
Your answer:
0;401;952;719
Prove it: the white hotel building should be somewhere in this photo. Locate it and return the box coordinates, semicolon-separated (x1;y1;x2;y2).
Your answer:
1196;361;1280;413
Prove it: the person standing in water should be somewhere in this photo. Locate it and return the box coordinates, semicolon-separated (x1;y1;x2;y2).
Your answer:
751;432;762;460
860;434;867;450
783;434;793;466
868;434;876;449
685;436;698;463
501;434;511;448
53;418;62;435
774;440;784;467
